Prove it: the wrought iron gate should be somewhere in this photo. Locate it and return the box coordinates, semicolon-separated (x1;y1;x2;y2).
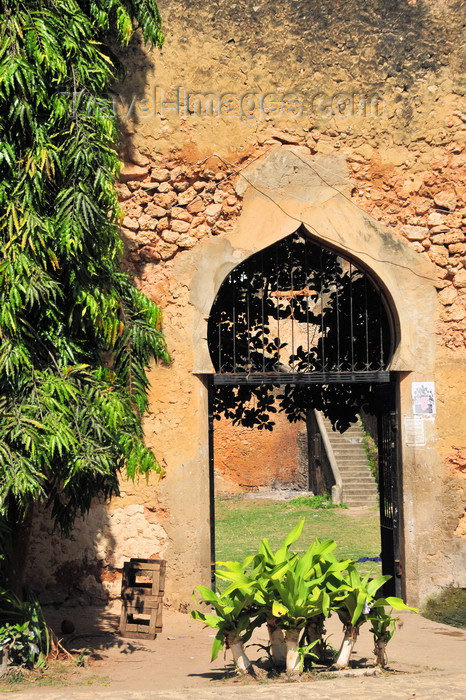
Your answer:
208;229;393;382
376;382;401;597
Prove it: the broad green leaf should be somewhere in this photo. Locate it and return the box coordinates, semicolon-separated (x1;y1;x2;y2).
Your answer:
211;634;224;661
272;600;288;617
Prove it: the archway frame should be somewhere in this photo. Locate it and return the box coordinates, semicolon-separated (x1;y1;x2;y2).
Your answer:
158;148;439;607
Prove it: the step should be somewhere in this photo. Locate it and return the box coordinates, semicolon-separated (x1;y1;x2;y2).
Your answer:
344;486;378;494
330;454;366;459
330;447;369;454
343;477;377;485
345;501;377;508
343;483;378;491
319;412;377;508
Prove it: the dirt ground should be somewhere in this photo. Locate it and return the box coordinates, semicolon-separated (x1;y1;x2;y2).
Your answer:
22;600;464;694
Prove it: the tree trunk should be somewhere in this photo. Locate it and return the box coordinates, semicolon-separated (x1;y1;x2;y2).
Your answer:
373;639;388;667
266;618;286;669
304;614;326;663
334;625;359;669
285;628;302;674
226;634;254;675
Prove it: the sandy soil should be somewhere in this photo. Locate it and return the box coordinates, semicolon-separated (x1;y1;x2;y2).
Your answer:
33;601;466;694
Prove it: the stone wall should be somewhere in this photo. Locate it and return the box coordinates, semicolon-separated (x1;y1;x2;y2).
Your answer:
214;411;304;492
27;0;465;608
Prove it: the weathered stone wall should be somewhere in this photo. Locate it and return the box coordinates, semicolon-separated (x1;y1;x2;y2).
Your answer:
27;0;465;608
214;412;303;492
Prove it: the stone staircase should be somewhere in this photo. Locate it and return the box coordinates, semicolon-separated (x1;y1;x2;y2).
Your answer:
320;415;378;508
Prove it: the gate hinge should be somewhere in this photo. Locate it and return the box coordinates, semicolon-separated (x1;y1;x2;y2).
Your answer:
395;559;403;578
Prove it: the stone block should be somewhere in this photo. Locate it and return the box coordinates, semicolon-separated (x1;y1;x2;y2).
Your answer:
187;199;206;214
171;219;190;234
191;224;210;239
401;225;429;241
156;241;178;260
145;203;167;218
193;181;207;192
454;269;466;288
171;207;193;222
151;168;170;182
427;212;446;227
119;164;149;182
449;243;466;255
139;214;157;231
443;230;464;244
177;187;197;206
122;216;139;231
173;181;189;192
139;245;160;262
428;245;449;267
116;184;132;201
438;287;457;305
434;191;457;212
205;203;222;218
440;303;466;322
154;192;178;209
157;182;172;194
161;229;179;243
177;234;197;249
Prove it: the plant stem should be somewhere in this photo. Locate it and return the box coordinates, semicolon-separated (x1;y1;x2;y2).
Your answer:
334;625;359;669
285;628;302;674
226;634;254;675
305;614;326;663
373;639;387;667
267;618;286;669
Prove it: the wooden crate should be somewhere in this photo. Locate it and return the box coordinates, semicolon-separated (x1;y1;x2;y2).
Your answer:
119;559;165;640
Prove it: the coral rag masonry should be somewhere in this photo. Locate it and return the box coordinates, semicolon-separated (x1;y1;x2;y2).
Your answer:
27;0;465;609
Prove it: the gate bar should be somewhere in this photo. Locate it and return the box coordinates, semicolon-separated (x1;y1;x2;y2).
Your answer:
213;371;390;385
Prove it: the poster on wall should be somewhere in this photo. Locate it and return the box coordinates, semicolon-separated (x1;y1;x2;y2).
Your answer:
412;382;436;415
404;416;426;446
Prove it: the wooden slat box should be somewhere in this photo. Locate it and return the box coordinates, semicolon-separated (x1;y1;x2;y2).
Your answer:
119;559;165;640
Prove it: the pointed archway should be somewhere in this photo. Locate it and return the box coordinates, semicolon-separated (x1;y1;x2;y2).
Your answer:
157;147;437;607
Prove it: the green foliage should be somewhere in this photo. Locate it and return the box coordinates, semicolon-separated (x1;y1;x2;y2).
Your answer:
289;495;348;509
0;621;37;668
0;1;166;538
0;588;50;668
361;423;378;484
0;519;12;581
190;585;259;662
368;607;397;644
192;520;417;674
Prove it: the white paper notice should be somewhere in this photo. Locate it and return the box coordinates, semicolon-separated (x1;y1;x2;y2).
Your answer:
404;416;426;446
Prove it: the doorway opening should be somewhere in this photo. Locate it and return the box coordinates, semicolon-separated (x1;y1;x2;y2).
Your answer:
207;229;401;596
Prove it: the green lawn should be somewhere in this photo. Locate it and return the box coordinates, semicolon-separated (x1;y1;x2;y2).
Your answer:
215;496;381;575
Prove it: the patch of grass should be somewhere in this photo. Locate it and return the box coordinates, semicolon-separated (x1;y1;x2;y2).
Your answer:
76;674;110;686
215;496;381;576
0;660;110;692
421;587;466;629
289;495;348;509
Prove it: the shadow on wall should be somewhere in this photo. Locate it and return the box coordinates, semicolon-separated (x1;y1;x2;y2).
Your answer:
26;491;168;606
26;503;117;606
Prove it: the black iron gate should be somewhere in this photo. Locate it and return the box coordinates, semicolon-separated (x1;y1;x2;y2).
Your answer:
376;381;401;597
